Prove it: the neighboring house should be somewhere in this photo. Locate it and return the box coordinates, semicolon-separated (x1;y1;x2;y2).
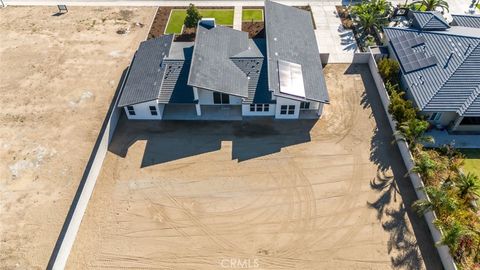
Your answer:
384;12;480;132
117;0;329;120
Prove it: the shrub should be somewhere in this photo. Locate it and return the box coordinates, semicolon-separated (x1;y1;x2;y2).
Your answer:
184;4;202;28
378;58;400;84
388;89;417;125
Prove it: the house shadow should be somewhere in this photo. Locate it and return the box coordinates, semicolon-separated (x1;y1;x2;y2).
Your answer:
108;115;316;167
345;63;443;270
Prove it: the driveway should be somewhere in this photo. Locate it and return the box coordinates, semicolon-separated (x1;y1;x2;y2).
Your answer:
68;64;442;270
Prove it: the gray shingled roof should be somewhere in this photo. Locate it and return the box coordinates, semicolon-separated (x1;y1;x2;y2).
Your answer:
187;24;262;97
118;35;173;107
411;11;450;30
157;43;195;104
265;0;329;103
240;39;272;104
384;27;480;116
451;14;480;29
158;59;194;103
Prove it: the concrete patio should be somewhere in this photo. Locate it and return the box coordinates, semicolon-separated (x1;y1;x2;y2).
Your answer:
425;129;480;149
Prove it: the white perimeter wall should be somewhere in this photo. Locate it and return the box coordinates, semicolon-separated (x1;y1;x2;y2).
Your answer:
198;88;242;105
124;100;164;120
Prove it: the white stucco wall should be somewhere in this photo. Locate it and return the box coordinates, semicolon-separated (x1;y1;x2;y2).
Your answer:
422;111;457;128
124;100;163;120
197;88;242;105
242;104;276;116
275;97;300;119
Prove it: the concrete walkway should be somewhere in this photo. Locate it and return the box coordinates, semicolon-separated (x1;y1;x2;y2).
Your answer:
233;5;242;30
425;129;480;149
311;4;356;63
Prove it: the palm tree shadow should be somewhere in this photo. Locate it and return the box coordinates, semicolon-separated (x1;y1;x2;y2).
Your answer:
346;63;443;269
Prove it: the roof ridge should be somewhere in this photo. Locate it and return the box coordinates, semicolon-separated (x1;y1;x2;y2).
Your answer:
422;42;480;110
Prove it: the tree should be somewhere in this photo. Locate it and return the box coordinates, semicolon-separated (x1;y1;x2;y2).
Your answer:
388;89;418;126
184;4;202;28
378;58;400;85
410;0;449;11
350;0;391;38
411;151;441;182
395;118;434;151
455;173;480;202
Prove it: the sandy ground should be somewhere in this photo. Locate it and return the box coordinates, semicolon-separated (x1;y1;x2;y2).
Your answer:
0;6;156;269
68;64;442;270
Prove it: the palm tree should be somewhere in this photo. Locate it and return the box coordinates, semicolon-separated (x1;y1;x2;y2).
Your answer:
410;0;449;12
455;173;480;202
413;186;458;218
411;151;440;183
439;144;465;182
350;0;391;37
394;118;434;151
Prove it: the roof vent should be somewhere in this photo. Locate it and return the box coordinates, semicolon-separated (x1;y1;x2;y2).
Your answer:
444;51;454;68
465;44;472;55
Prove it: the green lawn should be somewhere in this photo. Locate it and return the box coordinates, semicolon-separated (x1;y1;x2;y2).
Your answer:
410;3;428;11
461;149;480;177
165;9;234;34
242;9;264;22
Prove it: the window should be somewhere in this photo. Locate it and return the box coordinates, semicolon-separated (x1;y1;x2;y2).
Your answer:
300;102;310;109
429;112;442;121
126;105;135;116
213;92;230;104
280;105;295;115
149;106;158;116
288;105;295;115
249;104;270;112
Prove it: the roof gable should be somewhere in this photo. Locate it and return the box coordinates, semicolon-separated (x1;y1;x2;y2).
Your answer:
118;35;173;107
411;11;450;30
187;24;255;97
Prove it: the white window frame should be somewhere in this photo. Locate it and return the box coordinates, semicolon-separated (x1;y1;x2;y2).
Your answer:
429;112;442;122
126;105;135;116
250;104;270;112
213;92;230;104
300;102;310;110
149;105;158;116
280;105;295;115
287;105;295;115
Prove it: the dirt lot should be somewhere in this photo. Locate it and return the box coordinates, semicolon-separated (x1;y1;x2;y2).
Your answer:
0;6;155;269
68;64;442;269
